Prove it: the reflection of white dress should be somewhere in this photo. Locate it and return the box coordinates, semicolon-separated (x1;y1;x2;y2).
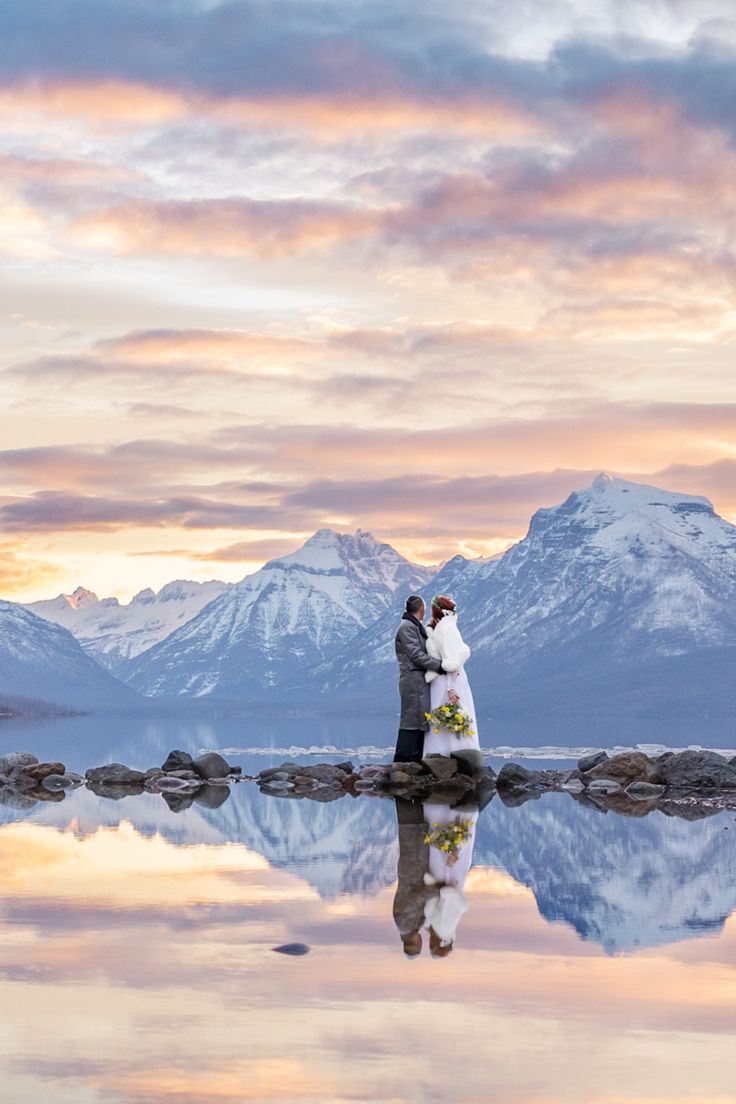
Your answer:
423;614;480;758
423;802;479;945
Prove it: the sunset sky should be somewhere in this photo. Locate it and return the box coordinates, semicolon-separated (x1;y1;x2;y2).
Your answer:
2;0;735;601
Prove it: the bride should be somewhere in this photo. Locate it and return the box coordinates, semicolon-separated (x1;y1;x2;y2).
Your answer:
423;594;480;757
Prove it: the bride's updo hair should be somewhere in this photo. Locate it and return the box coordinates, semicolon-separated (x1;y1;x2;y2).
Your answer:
429;594;456;629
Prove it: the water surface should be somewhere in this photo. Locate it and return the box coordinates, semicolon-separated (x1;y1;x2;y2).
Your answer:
1;715;736;1102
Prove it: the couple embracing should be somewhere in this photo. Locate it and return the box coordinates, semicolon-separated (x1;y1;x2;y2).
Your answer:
394;593;479;763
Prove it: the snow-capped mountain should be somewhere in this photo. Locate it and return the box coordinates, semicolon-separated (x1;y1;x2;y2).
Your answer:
0;600;137;712
26;580;229;674
315;473;736;717
465;472;736;664
123;529;432;698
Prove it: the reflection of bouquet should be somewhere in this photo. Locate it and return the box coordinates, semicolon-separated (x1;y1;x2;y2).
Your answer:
424;819;473;855
425;702;475;738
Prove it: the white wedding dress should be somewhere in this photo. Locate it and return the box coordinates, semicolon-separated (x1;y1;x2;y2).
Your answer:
423;613;480;757
422;802;479;947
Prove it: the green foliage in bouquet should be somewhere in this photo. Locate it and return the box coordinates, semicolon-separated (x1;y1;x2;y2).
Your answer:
424;701;475;738
424;819;473;855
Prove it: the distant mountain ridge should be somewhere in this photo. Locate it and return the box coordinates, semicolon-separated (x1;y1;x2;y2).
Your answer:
14;475;736;718
25;579;230;673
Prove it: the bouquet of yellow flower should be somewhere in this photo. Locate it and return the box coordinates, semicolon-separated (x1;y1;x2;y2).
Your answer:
424;701;475;738
424;819;473;855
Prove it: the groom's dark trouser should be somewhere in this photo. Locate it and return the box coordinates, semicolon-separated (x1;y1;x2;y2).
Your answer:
394;728;425;764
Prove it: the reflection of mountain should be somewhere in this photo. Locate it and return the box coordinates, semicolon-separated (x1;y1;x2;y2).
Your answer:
2;773;735;951
0;782;399;901
474;794;736;953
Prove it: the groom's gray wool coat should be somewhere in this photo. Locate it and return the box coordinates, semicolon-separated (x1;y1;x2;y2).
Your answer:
395;613;443;730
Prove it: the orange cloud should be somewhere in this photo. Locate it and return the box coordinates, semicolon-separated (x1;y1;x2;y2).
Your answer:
0;541;65;594
0;79;189;127
215;89;540;139
0;76;539;140
67;196;381;258
112;1058;336;1102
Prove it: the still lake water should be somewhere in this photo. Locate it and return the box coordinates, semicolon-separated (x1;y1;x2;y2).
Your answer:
2;711;736;1103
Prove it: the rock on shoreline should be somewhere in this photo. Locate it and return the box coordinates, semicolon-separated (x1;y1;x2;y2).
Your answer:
2;747;736;817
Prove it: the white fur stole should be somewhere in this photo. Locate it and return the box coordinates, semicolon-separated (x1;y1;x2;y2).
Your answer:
424;612;471;683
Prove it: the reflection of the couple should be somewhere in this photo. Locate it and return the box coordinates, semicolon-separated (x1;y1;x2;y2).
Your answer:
393;798;478;958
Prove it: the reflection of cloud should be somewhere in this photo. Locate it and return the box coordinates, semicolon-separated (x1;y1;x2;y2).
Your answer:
1;813;736;1102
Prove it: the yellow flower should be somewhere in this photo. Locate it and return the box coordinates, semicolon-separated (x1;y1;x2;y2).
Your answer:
433;728;440;734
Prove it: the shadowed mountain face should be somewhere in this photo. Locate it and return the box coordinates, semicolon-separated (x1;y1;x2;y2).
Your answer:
1;778;734;953
0;601;137;712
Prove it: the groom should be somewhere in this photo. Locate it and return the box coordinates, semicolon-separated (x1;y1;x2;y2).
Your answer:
394;594;445;763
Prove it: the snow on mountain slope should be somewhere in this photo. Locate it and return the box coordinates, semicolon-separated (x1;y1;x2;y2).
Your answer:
0;600;137;711
26;580;230;674
309;473;736;716
461;472;736;668
123;529;432;698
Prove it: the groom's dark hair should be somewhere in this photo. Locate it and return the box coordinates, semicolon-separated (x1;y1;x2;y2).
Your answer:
405;595;424;615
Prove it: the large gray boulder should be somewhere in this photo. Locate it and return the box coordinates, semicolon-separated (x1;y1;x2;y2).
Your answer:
496;763;541;790
296;763;349;784
422;755;458;782
577;751;608;773
161;750;194;772
585;752;659;786
0;752;39;774
657;750;736;791
451;748;486;777
86;763;145;784
192;752;231;780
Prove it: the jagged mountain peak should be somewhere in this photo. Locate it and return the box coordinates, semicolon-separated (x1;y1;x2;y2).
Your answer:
526;474;723;557
25;578;231;672
130;588;156;605
125;529;432;698
65;586;100;609
258;527;410;576
580;472;713;513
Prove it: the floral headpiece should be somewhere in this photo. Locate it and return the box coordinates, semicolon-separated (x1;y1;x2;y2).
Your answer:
431;595;456;616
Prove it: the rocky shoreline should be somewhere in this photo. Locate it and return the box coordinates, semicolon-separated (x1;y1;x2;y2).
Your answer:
2;747;736;818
